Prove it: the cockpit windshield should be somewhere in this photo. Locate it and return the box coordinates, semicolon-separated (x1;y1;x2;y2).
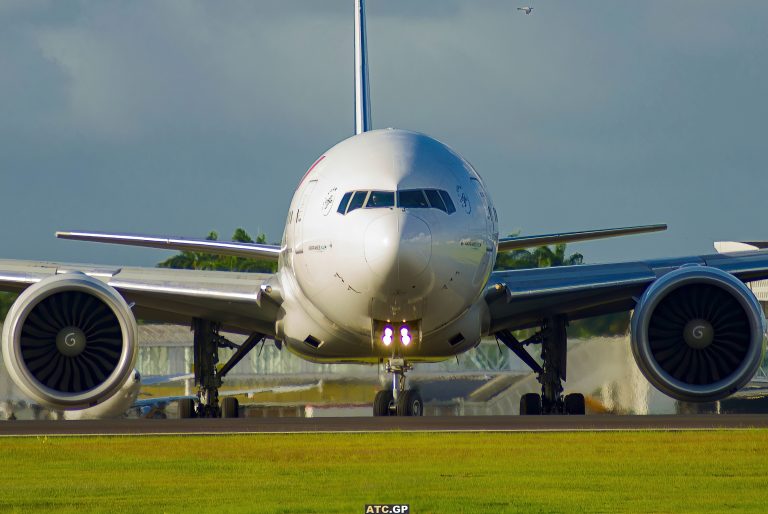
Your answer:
337;189;456;215
367;191;395;208
397;190;429;208
345;191;368;213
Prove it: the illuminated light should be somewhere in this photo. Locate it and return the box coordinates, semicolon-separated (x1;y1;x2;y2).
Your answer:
400;326;411;346
382;325;394;346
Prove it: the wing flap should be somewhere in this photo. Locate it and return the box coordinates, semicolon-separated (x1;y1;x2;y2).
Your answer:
497;224;666;252
56;231;282;261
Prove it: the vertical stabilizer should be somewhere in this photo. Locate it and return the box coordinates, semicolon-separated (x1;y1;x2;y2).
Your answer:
354;0;372;134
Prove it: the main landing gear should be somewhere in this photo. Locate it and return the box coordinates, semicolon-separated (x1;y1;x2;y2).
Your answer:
178;318;265;419
373;358;423;416
497;315;585;416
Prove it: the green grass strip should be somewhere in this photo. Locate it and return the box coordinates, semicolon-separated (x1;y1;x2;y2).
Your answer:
1;430;767;513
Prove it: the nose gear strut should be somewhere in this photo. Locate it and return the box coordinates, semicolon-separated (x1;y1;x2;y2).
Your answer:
372;358;423;416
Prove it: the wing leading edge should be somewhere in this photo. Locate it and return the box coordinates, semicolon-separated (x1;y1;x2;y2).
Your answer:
497;224;667;252
56;231;282;261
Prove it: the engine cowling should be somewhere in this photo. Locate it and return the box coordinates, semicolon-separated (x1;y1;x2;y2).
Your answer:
2;273;138;409
631;266;766;402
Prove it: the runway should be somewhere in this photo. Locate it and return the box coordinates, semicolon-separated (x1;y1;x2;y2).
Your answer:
2;414;768;436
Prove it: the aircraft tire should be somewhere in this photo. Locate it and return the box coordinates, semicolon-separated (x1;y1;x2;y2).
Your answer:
178;398;195;419
396;389;423;416
373;390;394;416
519;393;542;415
564;393;585;415
222;397;239;418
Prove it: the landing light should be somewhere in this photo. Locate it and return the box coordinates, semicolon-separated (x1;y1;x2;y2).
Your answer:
382;326;393;346
400;326;411;346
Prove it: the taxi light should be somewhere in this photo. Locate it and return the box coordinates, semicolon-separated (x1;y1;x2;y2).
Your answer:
382;326;394;346
400;326;411;346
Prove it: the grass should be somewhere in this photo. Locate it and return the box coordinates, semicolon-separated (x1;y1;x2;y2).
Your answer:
1;430;767;513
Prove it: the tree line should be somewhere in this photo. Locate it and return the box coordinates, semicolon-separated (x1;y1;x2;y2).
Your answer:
156;228;277;273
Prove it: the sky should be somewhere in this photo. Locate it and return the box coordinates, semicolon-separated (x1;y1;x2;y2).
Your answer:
0;0;767;267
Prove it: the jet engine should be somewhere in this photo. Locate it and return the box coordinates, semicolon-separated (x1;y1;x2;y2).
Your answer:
631;266;766;402
2;273;138;409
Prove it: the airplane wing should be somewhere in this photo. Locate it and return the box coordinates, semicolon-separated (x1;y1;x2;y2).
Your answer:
0;259;280;335
497;224;667;252
56;231;281;261
485;250;768;333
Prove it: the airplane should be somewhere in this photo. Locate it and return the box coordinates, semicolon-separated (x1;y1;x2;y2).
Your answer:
1;0;767;419
518;7;534;15
715;241;768;253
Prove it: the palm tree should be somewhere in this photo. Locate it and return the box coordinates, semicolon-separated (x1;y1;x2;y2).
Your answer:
531;243;583;268
494;238;583;271
157;231;221;271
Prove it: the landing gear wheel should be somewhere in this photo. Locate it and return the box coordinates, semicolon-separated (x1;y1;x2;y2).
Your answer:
178;398;195;419
221;397;239;418
564;393;585;415
396;390;423;416
373;390;394;416
520;393;542;415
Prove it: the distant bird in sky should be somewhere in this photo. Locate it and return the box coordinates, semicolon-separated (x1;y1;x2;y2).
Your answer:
517;6;533;14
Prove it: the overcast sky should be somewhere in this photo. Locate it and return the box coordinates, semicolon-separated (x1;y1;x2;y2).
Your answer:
1;0;766;267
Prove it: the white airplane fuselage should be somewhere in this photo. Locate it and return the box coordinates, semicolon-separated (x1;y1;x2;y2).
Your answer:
276;129;499;363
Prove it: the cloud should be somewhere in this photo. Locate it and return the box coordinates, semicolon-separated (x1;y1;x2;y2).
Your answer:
0;1;767;265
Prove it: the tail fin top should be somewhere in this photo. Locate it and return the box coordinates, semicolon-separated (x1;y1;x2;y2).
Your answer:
354;0;372;134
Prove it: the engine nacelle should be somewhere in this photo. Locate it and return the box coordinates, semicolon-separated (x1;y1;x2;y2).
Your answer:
631;266;766;402
2;273;138;409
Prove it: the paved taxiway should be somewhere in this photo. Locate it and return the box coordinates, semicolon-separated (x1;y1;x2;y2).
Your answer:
2;415;768;436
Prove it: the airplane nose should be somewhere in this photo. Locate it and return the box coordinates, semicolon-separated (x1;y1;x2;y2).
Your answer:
365;212;431;284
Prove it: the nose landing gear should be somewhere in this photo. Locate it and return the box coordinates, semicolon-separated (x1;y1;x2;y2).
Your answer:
372;358;423;416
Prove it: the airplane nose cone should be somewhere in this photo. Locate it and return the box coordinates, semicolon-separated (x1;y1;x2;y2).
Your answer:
398;214;432;282
365;213;431;283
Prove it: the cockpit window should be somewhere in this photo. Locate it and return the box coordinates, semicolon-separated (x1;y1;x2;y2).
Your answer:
439;190;456;214
337;192;353;214
366;191;395;208
398;189;429;208
424;189;446;212
346;191;369;213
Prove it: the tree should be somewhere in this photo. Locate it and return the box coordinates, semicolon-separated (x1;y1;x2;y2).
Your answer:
494;241;583;271
0;292;17;321
157;228;277;273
